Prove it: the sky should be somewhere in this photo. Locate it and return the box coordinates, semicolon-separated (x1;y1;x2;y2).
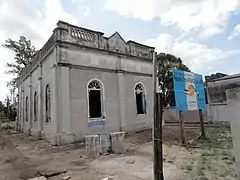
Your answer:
0;0;240;101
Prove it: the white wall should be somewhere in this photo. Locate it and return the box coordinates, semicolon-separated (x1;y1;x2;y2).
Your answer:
65;47;153;142
30;66;41;137
18;50;58;144
66;47;152;74
123;74;153;131
163;105;229;123
69;68;120;141
18;43;154;144
22;75;31;133
67;47;118;70
226;88;240;177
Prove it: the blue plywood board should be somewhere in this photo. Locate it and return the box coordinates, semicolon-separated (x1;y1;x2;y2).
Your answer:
173;69;206;111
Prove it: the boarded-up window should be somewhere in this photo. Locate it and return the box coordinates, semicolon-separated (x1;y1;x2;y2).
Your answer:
135;83;147;115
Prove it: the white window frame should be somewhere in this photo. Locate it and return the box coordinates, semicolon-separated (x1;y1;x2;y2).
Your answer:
134;82;147;115
87;79;106;121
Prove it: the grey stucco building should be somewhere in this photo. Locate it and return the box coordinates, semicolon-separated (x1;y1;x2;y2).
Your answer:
16;21;155;145
206;73;240;104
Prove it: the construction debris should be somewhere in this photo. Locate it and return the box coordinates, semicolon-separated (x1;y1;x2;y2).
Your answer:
86;132;126;156
38;169;67;178
63;175;71;180
111;132;125;154
99;133;111;154
126;159;135;164
85;135;100;158
101;177;114;180
28;176;47;180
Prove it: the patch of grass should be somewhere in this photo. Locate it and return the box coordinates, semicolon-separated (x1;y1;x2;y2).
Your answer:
231;156;235;162
200;152;211;163
219;172;227;177
201;152;215;157
220;151;235;162
231;173;238;178
197;169;205;176
180;128;235;179
180;162;194;172
198;155;209;172
190;129;232;149
1;125;15;130
200;165;206;170
199;176;208;180
226;161;234;165
192;176;208;180
206;164;212;170
221;156;229;160
1;118;10;123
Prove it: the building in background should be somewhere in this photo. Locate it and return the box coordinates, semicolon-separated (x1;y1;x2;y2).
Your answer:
202;73;240;124
206;73;240;104
17;21;155;145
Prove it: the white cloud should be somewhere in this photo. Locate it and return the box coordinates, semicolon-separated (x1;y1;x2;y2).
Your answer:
228;24;240;40
201;26;224;38
105;0;240;35
0;0;79;101
145;33;173;52
70;1;90;17
145;34;240;73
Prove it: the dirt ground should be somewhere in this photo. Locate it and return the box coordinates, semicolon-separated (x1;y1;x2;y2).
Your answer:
0;125;237;180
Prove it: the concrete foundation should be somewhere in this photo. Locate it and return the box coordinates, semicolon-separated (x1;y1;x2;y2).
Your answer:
85;135;100;158
110;132;125;154
99;134;111;154
30;129;41;139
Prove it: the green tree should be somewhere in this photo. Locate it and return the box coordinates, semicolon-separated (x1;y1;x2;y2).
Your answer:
4;96;10;117
2;36;36;90
2;97;16;121
157;53;190;107
0;101;6;113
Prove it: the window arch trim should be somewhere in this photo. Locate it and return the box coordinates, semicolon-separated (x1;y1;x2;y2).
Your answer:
134;82;147;115
87;78;106;121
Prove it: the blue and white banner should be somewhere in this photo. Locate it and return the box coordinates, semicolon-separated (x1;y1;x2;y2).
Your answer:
173;69;206;111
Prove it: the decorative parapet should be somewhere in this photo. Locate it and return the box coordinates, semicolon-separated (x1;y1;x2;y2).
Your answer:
127;41;153;59
56;21;154;59
17;20;155;85
56;21;103;49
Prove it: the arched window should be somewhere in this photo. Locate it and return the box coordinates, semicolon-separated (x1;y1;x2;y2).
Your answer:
45;84;51;122
135;83;147;115
34;92;38;121
25;96;28;122
88;80;104;119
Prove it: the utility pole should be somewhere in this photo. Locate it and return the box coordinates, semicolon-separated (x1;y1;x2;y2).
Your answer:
199;109;206;139
153;52;164;180
6;96;10;133
0;111;2;131
179;110;187;145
